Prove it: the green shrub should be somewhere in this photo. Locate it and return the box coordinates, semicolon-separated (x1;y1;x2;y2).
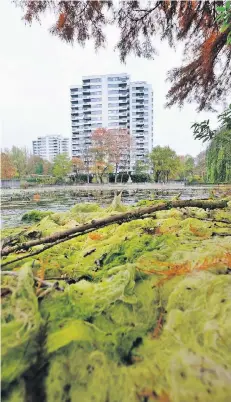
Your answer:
21;210;53;222
187;175;204;184
131;173;151;182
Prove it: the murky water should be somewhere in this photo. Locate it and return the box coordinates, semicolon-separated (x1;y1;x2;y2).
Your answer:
1;184;228;228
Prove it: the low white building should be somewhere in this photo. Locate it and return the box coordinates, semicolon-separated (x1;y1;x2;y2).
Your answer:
32;135;70;162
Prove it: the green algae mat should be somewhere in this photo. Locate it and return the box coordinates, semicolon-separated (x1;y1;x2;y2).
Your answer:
1;199;231;402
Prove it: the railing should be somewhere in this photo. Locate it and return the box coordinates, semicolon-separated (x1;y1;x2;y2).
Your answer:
0;179;21;189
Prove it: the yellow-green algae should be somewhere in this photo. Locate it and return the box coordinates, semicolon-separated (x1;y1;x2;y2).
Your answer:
1;200;231;402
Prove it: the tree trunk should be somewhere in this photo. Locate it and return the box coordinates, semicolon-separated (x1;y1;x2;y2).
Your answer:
155;171;160;183
115;164;119;183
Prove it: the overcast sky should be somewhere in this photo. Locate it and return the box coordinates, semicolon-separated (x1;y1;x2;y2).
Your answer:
1;1;220;156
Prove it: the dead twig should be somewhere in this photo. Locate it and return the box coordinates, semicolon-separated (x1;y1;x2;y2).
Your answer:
1;270;64;291
1;228;96;268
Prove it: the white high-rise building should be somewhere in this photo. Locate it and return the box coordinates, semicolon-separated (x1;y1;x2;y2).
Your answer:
32;135;70;162
70;73;153;170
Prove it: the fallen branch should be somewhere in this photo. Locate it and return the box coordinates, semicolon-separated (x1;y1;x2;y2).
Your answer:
212;232;231;237
1;199;228;258
1;229;27;250
1;271;64;291
186;215;231;225
1;228;96;268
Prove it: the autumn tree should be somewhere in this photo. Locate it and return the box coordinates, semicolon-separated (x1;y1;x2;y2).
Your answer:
90;128;113;184
0;153;17;179
150;146;180;183
108;129;132;183
81;147;92;184
8;146;28;177
27;155;44;175
15;1;231;111
42;160;53;175
72;157;84;182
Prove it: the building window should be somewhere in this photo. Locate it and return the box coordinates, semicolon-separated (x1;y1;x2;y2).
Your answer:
91;104;102;108
90;116;102;121
108;103;119;107
107;77;128;82
108;90;119;94
108;122;119;127
108;96;119;101
89;78;101;83
91;122;102;128
108;109;119;114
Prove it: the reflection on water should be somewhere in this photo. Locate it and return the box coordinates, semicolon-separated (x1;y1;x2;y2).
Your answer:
0;185;226;228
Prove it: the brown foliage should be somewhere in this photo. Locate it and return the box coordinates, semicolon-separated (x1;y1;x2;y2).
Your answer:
137;252;231;286
90;128;131;179
72;156;84;174
15;0;231;110
189;224;208;237
109;128;132;175
0;153;17;179
152;311;164;338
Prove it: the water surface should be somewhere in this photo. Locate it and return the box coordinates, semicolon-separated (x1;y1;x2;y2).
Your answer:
1;184;228;228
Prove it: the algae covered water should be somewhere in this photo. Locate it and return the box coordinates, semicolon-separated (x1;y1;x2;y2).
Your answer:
0;184;223;228
1;196;231;402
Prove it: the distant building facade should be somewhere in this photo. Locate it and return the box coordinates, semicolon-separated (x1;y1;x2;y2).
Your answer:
32;135;70;162
70;73;153;171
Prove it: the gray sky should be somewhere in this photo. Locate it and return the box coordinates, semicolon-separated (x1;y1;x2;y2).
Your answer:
1;1;219;156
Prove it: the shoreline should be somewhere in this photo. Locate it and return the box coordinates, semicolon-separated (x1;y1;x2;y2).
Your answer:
1;183;230;194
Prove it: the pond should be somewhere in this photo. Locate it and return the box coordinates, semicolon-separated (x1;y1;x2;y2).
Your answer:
1;184;229;228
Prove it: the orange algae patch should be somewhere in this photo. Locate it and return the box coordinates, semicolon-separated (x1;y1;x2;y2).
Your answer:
136;253;231;286
33;193;40;202
88;233;104;241
189;224;209;238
